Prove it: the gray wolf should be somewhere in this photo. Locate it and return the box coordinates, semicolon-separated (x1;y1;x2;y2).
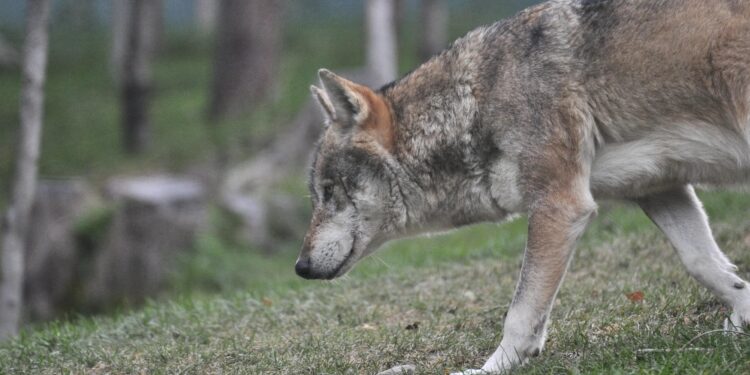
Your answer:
296;0;750;372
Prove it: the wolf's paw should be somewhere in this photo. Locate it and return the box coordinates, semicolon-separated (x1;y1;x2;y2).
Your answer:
724;310;749;333
377;364;416;375
450;370;492;375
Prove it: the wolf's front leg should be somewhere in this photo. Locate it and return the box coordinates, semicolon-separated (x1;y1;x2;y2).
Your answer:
463;195;597;374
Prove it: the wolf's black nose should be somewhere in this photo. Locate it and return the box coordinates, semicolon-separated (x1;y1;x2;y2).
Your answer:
295;257;314;279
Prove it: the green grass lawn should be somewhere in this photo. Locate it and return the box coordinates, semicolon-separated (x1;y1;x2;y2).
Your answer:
2;190;749;374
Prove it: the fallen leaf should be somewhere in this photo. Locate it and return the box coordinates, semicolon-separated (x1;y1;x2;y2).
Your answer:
626;291;644;303
359;323;377;331
463;290;477;302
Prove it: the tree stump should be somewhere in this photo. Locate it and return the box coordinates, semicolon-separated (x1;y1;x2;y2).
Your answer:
23;179;93;321
86;176;206;309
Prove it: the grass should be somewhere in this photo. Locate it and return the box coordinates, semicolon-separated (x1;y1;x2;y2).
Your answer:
1;190;749;374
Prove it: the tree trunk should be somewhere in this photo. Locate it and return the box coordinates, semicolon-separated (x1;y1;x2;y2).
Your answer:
24;179;93;322
0;0;50;341
111;1;162;82
365;0;398;86
418;0;448;62
86;176;206;311
208;0;284;122
194;0;218;34
110;0;129;80
120;0;160;154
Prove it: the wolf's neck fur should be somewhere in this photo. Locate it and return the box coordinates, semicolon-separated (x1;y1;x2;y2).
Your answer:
380;26;510;231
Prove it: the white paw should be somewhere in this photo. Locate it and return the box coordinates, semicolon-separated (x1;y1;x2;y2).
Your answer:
450;370;492;375
450;358;515;375
377;364;416;375
724;310;747;332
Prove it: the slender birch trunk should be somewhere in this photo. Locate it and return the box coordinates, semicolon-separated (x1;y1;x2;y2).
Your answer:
0;0;51;340
120;0;160;154
365;0;398;86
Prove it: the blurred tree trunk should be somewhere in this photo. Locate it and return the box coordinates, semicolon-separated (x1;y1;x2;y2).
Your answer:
0;0;50;341
110;1;129;79
119;0;161;154
365;0;398;86
418;0;448;62
208;0;284;122
194;0;218;34
111;1;163;82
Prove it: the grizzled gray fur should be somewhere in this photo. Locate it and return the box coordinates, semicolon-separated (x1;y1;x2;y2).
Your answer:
298;0;750;373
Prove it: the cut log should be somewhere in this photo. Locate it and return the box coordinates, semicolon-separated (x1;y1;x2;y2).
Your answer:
85;176;206;309
23;179;94;321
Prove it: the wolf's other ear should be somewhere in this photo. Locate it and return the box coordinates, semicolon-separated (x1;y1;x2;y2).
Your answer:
317;69;370;129
310;85;335;123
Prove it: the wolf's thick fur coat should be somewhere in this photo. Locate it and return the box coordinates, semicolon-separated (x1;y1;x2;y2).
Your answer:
299;0;750;372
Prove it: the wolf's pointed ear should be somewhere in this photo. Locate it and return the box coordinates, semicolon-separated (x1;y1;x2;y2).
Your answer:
310;85;335;123
317;69;395;151
317;69;370;129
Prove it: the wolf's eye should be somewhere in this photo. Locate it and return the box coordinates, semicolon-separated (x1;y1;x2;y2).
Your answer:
322;184;334;202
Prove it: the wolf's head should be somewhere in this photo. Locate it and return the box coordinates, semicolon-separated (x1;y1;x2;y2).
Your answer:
295;69;408;280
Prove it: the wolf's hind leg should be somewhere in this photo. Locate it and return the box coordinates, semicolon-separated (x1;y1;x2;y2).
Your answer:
637;185;750;330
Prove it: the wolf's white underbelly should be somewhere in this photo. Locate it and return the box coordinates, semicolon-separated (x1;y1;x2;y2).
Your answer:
590;122;750;199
